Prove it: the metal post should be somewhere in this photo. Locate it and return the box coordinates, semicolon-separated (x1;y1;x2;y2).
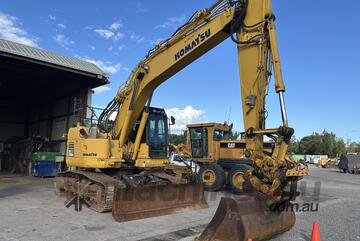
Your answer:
131;94;152;161
278;91;288;126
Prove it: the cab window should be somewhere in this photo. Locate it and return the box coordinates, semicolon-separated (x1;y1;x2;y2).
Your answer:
213;130;224;141
147;112;167;158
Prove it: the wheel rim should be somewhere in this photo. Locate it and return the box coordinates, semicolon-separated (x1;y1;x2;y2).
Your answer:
232;171;245;189
202;170;216;186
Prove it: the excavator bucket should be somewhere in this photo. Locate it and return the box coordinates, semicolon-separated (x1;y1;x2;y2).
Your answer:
112;183;208;222
197;193;296;241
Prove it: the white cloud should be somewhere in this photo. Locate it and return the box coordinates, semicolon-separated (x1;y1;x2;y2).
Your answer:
88;45;95;50
108;46;113;51
113;32;124;42
57;23;66;29
155;15;186;29
82;58;129;75
110;21;123;31
53;34;74;49
93;85;111;95
93;28;124;42
49;15;56;21
0;12;38;47
94;29;114;39
118;44;125;51
130;33;145;44
166;106;205;133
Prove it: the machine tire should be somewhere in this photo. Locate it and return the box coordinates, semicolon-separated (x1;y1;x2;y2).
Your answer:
198;164;225;192
228;165;251;194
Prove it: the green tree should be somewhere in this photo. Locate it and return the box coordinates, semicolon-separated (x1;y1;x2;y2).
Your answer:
296;130;345;158
169;133;186;145
334;138;346;157
298;133;322;155
347;141;360;153
288;136;300;154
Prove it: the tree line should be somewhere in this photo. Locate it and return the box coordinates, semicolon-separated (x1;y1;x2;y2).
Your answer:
288;130;354;158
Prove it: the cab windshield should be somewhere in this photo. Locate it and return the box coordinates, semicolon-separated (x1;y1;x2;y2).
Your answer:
147;112;168;158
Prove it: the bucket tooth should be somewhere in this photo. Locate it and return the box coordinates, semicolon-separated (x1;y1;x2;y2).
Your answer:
112;183;208;222
197;193;296;241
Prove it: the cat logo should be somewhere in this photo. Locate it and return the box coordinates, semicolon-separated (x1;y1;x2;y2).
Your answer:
228;143;236;148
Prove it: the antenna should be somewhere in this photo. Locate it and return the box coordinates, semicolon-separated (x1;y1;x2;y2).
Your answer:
227;106;232;124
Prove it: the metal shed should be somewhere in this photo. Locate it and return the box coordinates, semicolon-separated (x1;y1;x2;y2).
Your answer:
0;39;109;174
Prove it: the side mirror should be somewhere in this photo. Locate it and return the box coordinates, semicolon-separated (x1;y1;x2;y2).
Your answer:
170;116;175;125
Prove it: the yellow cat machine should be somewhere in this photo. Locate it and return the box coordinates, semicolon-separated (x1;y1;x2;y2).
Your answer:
182;122;274;193
55;0;309;239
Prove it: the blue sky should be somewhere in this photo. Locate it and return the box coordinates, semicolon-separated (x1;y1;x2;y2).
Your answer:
1;0;360;141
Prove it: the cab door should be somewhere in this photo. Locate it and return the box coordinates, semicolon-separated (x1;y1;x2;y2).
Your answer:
147;110;168;158
189;127;208;158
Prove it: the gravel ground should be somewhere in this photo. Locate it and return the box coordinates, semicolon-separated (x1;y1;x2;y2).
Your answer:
0;166;359;241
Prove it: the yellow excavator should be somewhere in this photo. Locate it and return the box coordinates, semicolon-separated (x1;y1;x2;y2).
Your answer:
55;0;308;239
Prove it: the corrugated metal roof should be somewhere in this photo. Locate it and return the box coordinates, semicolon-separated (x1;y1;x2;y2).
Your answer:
0;39;108;79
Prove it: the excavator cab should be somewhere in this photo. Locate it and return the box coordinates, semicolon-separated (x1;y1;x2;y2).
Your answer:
129;107;169;159
147;109;169;158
